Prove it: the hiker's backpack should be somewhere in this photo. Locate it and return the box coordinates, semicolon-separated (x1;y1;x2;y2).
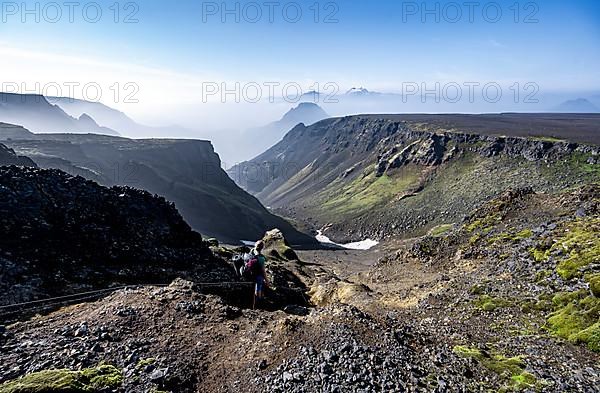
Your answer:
241;254;260;280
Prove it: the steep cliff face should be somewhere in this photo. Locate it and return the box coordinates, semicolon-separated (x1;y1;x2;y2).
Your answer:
0;130;314;244
229;115;600;242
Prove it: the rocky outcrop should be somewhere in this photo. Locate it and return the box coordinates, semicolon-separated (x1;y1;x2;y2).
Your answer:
376;134;450;176
375;132;598;177
0;166;234;306
262;229;299;261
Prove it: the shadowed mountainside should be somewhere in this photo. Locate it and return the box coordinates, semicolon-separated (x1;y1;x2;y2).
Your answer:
0;126;314;244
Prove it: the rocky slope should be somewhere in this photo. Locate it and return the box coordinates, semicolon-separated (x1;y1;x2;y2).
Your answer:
0;127;314;244
0;166;235;307
230;114;600;242
1;185;598;392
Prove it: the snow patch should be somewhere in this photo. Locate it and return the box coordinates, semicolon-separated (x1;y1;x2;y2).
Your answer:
316;230;379;251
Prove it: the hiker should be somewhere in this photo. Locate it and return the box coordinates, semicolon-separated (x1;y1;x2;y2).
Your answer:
251;240;269;306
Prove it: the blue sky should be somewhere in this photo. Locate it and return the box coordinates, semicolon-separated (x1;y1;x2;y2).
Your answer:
0;0;598;125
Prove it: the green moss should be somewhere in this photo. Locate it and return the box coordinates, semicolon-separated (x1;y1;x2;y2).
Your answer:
528;218;599;280
515;229;533;239
0;370;82;393
453;346;538;391
554;218;600;280
547;294;600;352
543;151;600;180
510;371;538;390
530;136;565;143
135;358;156;370
552;290;587;306
533;293;555;312
469;234;481;245
322;168;420;216
534;270;552;283
470;284;486;295
474;295;512;312
429;223;454;237
571;322;600;352
566;152;600;176
0;365;122;393
529;246;551;263
586;273;600;297
466;219;484;233
534;300;554;312
490;229;534;244
80;365;123;391
453;345;482;358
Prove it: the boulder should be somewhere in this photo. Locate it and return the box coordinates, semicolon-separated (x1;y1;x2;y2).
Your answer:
262;229;299;261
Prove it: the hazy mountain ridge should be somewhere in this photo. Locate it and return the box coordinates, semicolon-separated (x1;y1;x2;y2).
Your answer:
47;96;193;138
0;93;120;136
219;102;329;165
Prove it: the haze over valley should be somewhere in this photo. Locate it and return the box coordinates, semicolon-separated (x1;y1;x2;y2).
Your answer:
0;1;599;392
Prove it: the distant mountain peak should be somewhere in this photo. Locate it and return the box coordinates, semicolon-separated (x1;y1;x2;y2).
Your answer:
281;102;329;125
346;87;370;96
78;113;99;127
554;98;600;113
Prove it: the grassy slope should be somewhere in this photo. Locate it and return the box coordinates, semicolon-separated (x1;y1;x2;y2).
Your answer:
298;144;599;241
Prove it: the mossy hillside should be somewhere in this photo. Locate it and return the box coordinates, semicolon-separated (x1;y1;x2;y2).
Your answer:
0;365;123;393
541;151;600;181
566;152;600;177
458;186;599;354
321;166;420;216
528;217;599;280
555;219;600;280
546;283;600;352
305;145;595;242
453;346;539;391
